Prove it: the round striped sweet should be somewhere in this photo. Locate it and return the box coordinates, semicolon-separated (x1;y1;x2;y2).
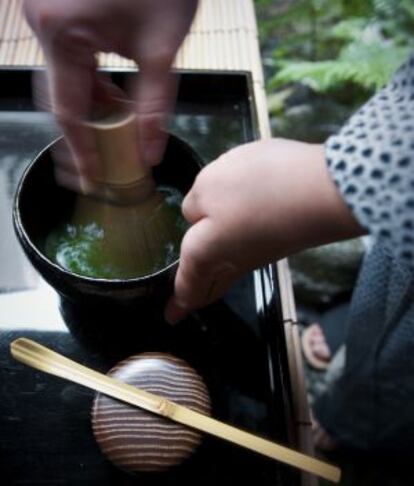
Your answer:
91;353;211;473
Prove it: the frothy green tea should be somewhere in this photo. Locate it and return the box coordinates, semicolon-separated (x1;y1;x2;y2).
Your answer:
44;186;187;279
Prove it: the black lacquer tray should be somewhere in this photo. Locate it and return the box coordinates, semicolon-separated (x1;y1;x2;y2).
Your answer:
0;69;298;486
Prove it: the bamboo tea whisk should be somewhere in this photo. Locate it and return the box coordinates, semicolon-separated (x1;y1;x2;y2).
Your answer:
47;109;186;280
85;110;154;205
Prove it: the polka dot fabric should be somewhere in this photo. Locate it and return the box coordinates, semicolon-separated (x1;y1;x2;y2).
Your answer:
326;54;414;264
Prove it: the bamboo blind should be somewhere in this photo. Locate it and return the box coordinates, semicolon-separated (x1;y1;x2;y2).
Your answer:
0;0;269;135
0;0;313;475
0;1;260;68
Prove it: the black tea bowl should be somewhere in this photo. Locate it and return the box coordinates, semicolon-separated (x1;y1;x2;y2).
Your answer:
13;134;202;351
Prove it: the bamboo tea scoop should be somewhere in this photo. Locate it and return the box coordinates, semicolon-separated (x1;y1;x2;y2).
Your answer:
10;338;341;483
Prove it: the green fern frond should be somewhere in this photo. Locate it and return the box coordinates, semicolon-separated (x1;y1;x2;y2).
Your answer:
270;41;410;93
329;18;370;41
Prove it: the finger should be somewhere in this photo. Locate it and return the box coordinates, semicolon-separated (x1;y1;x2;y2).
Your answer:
132;65;178;166
51;139;82;191
181;183;205;224
165;261;237;324
164;220;237;323
181;155;225;225
92;74;128;111
54;165;98;195
48;55;101;186
181;164;218;224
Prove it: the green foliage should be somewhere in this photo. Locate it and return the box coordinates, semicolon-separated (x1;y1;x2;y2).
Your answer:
257;0;414;95
271;41;411;93
255;0;414;142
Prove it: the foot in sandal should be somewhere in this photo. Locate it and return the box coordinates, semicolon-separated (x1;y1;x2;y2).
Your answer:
301;323;332;371
311;415;339;452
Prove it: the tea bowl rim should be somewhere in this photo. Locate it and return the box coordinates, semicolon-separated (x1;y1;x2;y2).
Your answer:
13;133;202;286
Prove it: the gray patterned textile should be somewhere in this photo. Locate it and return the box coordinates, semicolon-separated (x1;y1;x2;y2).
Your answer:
314;55;414;452
314;243;414;452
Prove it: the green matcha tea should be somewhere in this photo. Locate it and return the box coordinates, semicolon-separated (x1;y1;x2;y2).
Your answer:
44;186;187;279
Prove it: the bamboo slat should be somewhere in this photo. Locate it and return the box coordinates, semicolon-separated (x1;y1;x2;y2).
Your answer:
0;0;260;80
11;0;23;63
0;0;9;40
0;0;15;64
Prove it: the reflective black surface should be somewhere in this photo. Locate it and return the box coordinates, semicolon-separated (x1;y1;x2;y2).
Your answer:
0;70;296;485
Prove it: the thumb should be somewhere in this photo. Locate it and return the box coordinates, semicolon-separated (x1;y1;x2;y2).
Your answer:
164;219;238;324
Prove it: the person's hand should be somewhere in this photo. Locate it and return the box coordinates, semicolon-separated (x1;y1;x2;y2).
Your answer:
165;138;365;324
23;0;198;190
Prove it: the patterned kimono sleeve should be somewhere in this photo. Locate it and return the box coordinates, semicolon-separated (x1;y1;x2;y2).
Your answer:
325;54;414;264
